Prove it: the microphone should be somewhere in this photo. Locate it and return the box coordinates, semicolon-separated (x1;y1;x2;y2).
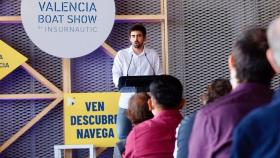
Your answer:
127;54;133;76
145;53;155;75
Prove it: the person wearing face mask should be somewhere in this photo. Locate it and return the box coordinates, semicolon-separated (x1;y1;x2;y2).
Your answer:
173;78;232;158
231;16;280;158
188;28;275;158
123;75;184;158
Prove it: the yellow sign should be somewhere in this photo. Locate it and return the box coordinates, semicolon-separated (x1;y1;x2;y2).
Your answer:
0;40;28;80
64;92;120;147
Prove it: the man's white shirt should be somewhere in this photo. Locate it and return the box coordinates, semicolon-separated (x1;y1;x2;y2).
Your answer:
112;46;163;109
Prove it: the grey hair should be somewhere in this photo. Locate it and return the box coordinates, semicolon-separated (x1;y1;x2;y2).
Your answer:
267;16;280;66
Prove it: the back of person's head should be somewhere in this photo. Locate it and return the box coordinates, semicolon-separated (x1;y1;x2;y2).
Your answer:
129;24;147;38
267;17;280;67
149;75;183;109
127;92;153;125
200;79;232;105
232;27;275;85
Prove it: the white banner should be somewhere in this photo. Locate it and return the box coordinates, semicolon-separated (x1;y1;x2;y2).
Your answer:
21;0;115;58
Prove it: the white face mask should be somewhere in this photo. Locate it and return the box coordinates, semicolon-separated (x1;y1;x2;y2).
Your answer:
272;51;280;68
150;97;160;116
230;68;238;89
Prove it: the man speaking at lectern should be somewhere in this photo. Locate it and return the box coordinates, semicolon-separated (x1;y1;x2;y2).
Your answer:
112;24;163;140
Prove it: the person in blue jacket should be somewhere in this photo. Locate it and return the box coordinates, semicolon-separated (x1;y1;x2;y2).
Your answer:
231;16;280;158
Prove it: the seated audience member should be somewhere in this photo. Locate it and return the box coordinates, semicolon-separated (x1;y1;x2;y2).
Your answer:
174;78;232;158
188;27;275;158
126;92;154;125
231;17;280;158
200;79;232;105
123;75;185;158
113;92;153;158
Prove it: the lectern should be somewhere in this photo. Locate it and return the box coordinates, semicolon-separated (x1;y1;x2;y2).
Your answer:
118;75;162;93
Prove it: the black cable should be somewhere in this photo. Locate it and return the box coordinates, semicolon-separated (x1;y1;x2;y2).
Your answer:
145;53;155;75
127;54;133;76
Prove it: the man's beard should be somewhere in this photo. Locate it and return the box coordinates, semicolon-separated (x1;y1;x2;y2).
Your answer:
230;69;238;89
133;42;143;48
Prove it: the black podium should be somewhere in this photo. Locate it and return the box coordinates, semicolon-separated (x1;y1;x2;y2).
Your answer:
118;75;162;93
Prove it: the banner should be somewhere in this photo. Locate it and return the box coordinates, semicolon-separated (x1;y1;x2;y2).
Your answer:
64;92;120;147
0;40;27;80
21;0;115;58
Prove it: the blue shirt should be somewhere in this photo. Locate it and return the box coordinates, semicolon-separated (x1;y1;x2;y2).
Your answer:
189;83;273;158
173;112;196;158
231;89;280;158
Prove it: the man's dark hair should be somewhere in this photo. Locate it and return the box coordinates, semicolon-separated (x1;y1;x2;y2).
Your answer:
129;24;147;38
232;27;275;85
149;75;183;109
